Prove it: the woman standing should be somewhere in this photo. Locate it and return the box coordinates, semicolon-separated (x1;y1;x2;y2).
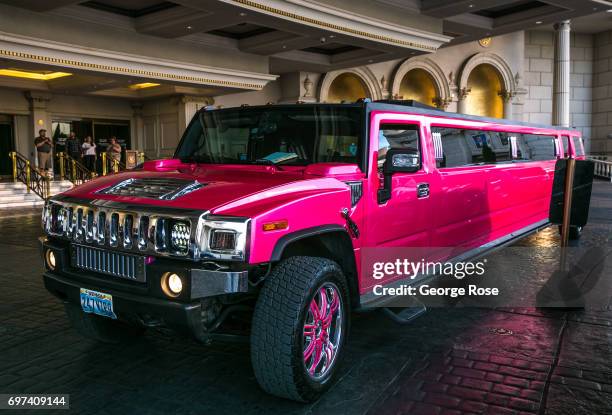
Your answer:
82;136;96;171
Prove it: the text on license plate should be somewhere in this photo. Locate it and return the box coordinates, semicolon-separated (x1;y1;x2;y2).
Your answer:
80;288;117;319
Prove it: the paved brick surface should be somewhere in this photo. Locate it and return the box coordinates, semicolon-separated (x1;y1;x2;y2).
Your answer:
0;182;611;415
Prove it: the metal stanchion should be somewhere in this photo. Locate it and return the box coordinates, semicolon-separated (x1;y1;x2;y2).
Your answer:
560;157;576;270
10;152;17;181
58;152;65;180
25;160;31;193
101;153;107;176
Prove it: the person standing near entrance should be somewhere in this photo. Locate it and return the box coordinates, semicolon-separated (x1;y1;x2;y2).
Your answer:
82;136;96;171
106;136;122;170
65;131;81;161
34;129;52;175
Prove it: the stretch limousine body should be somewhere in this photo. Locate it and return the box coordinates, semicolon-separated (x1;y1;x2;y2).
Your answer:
40;100;585;401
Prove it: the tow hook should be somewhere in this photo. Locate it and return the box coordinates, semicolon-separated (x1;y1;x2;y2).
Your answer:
341;208;360;238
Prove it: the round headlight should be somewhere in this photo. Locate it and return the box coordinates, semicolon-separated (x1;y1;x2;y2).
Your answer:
161;272;183;297
46;249;56;270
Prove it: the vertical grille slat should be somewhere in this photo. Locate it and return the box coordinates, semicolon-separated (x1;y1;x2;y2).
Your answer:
110;213;119;247
71;244;146;282
124;215;134;249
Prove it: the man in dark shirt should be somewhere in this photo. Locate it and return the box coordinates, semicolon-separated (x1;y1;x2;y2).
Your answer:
34;129;52;173
65;131;81;161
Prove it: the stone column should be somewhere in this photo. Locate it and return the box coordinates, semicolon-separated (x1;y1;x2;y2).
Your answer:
177;95;213;130
456;88;471;114
499;90;515;120
131;103;144;151
25;91;52;167
552;20;571;127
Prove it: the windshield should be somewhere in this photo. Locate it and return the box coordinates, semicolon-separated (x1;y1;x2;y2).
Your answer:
174;106;362;167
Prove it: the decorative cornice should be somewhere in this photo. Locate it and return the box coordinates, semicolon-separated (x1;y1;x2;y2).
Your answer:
498;90;515;102
0;32;277;91
226;0;450;51
457;87;471;100
432;96;451;110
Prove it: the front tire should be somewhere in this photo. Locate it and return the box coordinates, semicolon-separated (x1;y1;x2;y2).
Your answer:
64;303;144;343
250;256;349;402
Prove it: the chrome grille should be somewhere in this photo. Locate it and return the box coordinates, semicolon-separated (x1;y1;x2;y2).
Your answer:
98;178;205;200
45;201;193;258
71;244;146;282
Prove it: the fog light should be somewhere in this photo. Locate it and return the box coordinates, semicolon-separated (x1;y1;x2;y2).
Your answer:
45;249;56;270
161;272;183;297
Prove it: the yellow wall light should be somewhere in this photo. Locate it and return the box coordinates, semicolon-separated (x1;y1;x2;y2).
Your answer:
0;69;72;80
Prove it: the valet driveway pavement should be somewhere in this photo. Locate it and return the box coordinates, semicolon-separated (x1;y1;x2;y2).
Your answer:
0;182;611;415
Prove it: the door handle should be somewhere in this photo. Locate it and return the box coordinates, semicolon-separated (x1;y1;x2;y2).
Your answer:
417;183;430;198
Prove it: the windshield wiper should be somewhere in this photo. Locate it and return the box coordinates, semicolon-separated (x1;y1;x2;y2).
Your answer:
179;155;208;164
253;158;285;170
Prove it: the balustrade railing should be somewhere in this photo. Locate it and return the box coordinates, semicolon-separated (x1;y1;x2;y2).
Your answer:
8;151;51;199
56;152;96;185
588;155;612;182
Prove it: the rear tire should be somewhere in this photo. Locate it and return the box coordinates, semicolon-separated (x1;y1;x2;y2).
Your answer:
250;256;349;402
64;303;144;344
558;225;583;240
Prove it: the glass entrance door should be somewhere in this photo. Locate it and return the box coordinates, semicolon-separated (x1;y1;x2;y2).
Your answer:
0;120;15;177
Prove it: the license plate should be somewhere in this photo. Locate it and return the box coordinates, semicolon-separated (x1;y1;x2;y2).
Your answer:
80;288;117;319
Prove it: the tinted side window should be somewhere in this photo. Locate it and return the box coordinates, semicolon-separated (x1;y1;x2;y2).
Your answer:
378;124;420;170
520;134;556;161
572;136;585;156
432;127;511;168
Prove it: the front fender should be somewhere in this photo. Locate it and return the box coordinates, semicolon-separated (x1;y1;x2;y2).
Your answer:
240;187;353;264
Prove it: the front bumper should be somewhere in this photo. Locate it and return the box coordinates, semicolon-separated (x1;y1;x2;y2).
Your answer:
44;271;205;337
40;236;250;338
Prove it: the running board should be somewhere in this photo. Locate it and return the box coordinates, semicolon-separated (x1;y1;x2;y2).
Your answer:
382;302;427;325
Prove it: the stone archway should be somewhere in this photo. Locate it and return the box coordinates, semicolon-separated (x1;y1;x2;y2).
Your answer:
391;57;451;109
457;52;516;118
318;67;381;103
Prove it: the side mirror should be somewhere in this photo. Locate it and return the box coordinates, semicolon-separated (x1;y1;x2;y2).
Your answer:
384;149;420;174
378;148;420;204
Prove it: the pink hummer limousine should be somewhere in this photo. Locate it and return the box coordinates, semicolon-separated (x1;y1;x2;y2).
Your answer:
40;100;585;401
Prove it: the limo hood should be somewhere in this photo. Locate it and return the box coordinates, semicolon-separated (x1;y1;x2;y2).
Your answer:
56;168;351;216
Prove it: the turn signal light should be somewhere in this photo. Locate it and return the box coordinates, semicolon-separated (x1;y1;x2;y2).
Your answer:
262;220;288;232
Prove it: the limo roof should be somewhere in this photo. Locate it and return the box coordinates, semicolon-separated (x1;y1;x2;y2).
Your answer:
201;100;577;133
366;99;577;132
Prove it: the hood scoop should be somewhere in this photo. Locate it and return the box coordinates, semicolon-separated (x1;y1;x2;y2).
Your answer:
98;178;206;200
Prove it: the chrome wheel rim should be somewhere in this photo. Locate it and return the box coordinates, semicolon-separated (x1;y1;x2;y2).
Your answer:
302;282;343;380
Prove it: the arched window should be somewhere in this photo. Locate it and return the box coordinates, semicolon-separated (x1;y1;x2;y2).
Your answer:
399;68;439;107
465;64;504;118
327;73;371;103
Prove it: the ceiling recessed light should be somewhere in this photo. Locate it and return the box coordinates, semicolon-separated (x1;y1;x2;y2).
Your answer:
186;25;192;30
239;12;247;17
0;69;72;80
607;9;612;12
368;59;374;63
469;4;474;8
282;45;287;49
329;34;335;38
129;82;161;90
535;21;542;24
